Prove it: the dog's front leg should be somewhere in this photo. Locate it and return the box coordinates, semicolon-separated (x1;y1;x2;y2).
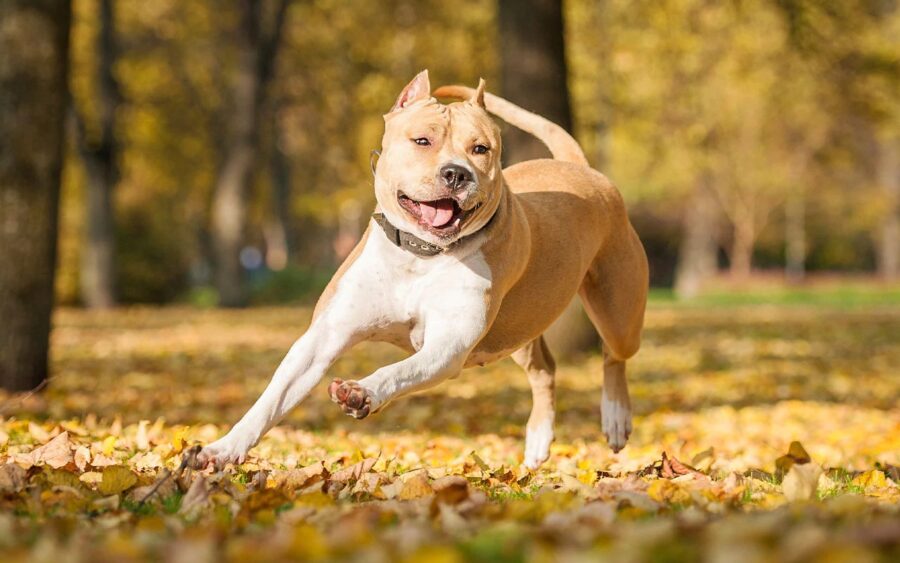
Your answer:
329;301;488;417
197;312;361;467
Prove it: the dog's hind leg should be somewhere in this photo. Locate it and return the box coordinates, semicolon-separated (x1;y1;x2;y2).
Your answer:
578;224;648;452
512;336;557;469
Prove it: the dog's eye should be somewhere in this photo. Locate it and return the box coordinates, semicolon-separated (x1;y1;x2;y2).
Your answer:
413;138;431;146
472;144;489;155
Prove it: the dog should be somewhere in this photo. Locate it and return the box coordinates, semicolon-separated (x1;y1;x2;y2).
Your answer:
197;70;648;470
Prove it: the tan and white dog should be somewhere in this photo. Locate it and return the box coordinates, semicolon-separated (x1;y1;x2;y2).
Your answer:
198;71;648;470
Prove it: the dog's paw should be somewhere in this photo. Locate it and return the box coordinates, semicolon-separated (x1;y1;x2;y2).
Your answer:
194;438;249;470
523;419;554;470
328;379;372;419
601;395;632;453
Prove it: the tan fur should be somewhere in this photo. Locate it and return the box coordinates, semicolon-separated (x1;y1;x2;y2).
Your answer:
434;84;589;166
325;80;648;367
198;74;650;468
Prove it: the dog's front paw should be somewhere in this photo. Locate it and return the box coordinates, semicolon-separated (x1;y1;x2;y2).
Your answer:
523;419;554;470
601;395;632;453
328;379;372;419
194;437;249;470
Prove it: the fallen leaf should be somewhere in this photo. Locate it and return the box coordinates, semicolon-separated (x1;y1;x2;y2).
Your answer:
647;479;692;504
431;475;470;507
74;446;91;471
30;431;74;469
776;441;812;478
274;461;327;491
782;463;822;501
28;422;50;443
398;471;433;500
179;476;211;519
98;465;138;496
135;420;150;451
661;452;705;479
0;464;27;493
851;470;888;491
330;457;377;483
691;447;715;472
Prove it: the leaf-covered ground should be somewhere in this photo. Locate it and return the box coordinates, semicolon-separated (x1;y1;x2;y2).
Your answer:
1;304;898;561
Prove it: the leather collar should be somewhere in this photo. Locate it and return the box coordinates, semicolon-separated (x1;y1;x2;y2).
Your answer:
372;208;496;257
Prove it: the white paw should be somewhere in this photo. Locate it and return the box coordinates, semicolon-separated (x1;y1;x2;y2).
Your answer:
601;394;632;453
523;419;554;470
196;435;252;469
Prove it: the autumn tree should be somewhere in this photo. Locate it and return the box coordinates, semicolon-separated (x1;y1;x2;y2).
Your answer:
0;0;71;390
497;0;573;165
70;0;121;308
210;0;291;307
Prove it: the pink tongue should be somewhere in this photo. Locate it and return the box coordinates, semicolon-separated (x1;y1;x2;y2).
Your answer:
419;199;455;227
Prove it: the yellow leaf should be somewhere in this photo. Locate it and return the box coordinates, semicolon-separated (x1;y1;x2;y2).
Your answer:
851;470;887;491
101;436;117;457
98;465;138;496
171;427;187;454
647;479;691;504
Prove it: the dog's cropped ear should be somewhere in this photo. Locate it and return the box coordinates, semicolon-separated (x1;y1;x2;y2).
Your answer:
469;78;486;109
389;70;431;113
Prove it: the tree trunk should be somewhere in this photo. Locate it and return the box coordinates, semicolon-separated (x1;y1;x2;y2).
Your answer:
0;0;71;391
264;103;291;271
785;189;806;284
674;179;719;298
878;138;899;281
497;0;596;358
497;0;573;165
210;0;289;307
729;218;755;280
73;0;120;309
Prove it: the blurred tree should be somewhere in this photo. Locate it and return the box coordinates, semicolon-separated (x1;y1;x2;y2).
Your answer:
497;0;572;164
70;0;120;308
497;0;598;357
0;0;71;390
210;0;291;307
878;138;899;280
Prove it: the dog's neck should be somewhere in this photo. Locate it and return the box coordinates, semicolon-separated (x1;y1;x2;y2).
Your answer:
372;188;504;257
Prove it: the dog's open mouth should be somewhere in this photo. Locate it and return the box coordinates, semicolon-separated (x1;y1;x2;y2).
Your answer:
398;192;475;237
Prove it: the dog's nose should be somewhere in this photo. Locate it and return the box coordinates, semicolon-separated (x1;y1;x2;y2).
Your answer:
440;164;473;190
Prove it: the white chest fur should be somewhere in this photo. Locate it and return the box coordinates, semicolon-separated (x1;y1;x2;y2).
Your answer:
327;224;493;353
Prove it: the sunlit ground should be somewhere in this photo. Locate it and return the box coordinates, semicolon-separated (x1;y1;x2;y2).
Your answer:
0;299;898;561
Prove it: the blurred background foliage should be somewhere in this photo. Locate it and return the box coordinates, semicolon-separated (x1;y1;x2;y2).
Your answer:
58;0;899;307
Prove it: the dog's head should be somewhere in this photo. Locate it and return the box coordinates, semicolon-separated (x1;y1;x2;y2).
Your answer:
374;70;502;246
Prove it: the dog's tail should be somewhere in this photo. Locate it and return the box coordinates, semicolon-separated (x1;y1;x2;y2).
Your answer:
433;85;589;167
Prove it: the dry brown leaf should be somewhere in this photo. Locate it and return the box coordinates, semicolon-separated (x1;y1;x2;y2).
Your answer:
179;476;211;519
275;461;327;490
782;463;822;501
661;451;705;479
398;471;433;500
74;446;91;471
330;457;377;484
431;475;470;507
776;441;812;478
0;464;28;493
30;431;74;469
